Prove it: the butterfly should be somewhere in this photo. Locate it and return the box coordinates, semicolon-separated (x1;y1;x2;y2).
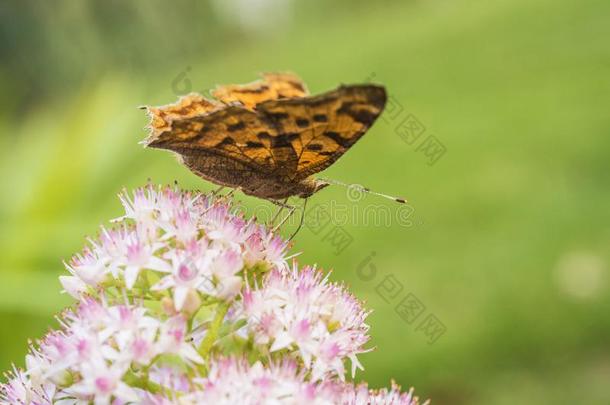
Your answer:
142;72;390;203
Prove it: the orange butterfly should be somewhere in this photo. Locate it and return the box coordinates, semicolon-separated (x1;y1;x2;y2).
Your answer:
142;73;395;203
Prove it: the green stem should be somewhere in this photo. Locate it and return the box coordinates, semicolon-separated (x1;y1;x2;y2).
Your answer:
124;371;162;394
198;301;230;361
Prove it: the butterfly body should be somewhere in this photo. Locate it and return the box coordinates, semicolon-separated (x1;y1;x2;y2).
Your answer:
177;150;329;199
143;73;386;202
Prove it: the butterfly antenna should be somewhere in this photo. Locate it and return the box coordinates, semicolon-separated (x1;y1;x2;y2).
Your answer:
318;177;408;204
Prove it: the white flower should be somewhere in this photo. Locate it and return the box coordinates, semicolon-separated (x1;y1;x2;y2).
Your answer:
184;357;341;405
239;265;371;380
343;381;427;405
121;236;170;289
0;367;55;405
1;184;425;404
68;358;137;405
65;184;281;302
157;315;203;365
152;249;215;310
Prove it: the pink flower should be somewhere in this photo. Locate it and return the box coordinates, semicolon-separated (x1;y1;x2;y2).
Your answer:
205;206;251;246
343;381;427;405
0;367;55;405
157;315;203;365
121;236;169;289
264;235;289;271
243;231;266;267
63;249;108;287
149;365;190;392
1;184;427;404
239;265;371;380
209;248;244;299
0;297;201;404
151;247;220;310
63;185;283;303
68;358;138;405
184;357;342;404
137;392;176;405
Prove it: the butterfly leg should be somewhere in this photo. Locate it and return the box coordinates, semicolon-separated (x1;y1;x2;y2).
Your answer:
212;186;226;196
271;202;296;233
215;187;241;205
224;187;239;199
269;198;289;226
269;198;292;209
288;198;308;241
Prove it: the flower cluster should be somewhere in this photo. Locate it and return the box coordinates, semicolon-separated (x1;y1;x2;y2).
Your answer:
1;184;426;404
3;298;200;404
134;359;423;405
60;185;288;308
238;266;370;380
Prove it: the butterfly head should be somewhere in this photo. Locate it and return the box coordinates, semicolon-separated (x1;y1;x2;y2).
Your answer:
297;178;330;198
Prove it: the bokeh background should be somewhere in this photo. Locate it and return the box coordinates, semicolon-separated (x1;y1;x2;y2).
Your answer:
1;0;609;403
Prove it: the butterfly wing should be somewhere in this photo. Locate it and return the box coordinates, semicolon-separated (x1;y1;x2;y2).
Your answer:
143;80;386;193
145;104;281;174
144;93;223;141
144;73;309;177
212;72;309;110
255;84;387;180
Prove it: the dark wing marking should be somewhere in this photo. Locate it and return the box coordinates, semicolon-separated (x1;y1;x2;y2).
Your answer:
212;72;309;110
143;83;386;189
255;84;387;180
146;105;280;176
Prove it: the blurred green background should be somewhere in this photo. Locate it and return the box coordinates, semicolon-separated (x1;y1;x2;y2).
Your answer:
1;0;609;403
